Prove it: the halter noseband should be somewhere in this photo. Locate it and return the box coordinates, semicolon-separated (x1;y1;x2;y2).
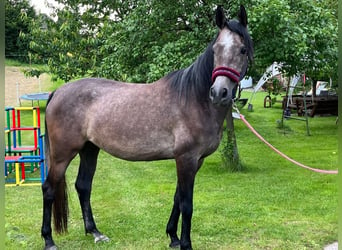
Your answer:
212;66;240;84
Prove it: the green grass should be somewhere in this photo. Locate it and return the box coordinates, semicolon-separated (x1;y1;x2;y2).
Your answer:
5;59;49;72
5;89;337;249
5;59;29;67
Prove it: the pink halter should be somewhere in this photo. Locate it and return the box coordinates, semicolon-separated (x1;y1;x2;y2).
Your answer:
212;66;240;83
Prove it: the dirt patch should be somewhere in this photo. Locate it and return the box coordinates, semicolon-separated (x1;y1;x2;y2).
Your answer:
5;66;50;106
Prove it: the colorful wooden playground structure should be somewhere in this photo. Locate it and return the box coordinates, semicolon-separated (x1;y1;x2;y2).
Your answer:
4;106;47;186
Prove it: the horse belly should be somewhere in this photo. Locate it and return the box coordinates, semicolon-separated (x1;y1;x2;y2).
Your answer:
97;138;174;161
89;124;176;161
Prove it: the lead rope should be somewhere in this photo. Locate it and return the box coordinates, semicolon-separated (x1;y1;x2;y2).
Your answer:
232;101;241;119
233;104;338;174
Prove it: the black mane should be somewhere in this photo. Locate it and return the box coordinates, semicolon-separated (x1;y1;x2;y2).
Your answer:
166;39;214;104
166;20;253;104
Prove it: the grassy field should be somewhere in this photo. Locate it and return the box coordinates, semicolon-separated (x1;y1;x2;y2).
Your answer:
5;79;338;249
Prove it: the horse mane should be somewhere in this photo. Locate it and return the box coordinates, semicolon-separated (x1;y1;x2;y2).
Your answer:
165;39;214;104
166;19;253;104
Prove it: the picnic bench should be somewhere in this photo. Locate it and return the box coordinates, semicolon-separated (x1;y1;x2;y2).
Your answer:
283;95;338;117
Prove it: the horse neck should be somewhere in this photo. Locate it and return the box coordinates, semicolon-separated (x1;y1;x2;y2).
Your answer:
189;42;214;90
209;104;230;128
177;41;214;105
176;40;231;122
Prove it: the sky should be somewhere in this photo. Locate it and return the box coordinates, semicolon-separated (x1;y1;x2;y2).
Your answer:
30;0;57;16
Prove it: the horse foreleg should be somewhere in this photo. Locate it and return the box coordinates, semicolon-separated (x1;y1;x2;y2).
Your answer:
166;185;181;248
75;142;109;244
174;156;200;250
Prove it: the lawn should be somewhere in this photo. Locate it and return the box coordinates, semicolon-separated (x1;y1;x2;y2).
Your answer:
5;81;338;249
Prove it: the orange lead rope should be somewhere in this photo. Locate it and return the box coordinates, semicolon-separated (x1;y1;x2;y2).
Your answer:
233;103;338;174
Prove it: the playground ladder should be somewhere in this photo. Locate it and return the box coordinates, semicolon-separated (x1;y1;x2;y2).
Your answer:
4;106;47;186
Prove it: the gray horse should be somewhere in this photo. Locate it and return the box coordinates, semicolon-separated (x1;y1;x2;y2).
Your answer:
41;5;253;250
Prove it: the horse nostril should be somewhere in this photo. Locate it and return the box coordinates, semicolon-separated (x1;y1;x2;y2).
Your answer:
221;88;228;98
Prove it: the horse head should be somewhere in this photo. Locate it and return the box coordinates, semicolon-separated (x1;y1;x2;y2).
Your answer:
209;5;253;107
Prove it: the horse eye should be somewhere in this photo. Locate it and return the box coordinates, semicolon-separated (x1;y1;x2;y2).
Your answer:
241;47;247;55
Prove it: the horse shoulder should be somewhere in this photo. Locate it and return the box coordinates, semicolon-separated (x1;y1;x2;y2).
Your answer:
171;105;223;159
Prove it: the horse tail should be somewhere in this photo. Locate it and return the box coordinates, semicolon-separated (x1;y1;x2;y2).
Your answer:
45;91;69;234
53;176;69;233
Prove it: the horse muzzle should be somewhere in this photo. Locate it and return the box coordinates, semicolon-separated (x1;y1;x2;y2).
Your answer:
209;84;232;106
209;66;240;106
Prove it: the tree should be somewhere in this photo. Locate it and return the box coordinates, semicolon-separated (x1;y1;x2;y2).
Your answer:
26;1;337;87
98;0;219;82
295;0;337;94
26;1;253;82
27;1;109;82
5;0;37;62
249;0;337;90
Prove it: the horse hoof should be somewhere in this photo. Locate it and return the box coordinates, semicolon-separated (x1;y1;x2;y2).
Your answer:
94;234;110;243
44;245;58;250
180;246;192;250
180;244;192;250
169;240;180;248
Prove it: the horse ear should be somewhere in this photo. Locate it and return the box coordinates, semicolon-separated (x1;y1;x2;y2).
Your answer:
238;5;248;27
215;5;226;29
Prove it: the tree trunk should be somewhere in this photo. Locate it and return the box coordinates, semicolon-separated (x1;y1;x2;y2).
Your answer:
221;104;243;171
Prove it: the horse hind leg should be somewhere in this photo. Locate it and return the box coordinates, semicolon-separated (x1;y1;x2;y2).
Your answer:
41;178;59;250
41;158;74;250
75;141;109;244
